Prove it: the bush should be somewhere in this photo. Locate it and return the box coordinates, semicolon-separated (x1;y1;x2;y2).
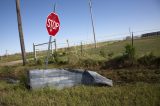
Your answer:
102;55;127;69
138;52;160;68
19;73;28;88
79;58;100;68
108;52;114;59
53;52;58;63
99;50;106;58
124;44;135;61
0;66;13;78
67;53;79;65
36;59;43;65
102;44;136;69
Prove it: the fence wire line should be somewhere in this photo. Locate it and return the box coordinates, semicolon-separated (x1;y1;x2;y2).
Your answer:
31;28;160;59
34;28;160;51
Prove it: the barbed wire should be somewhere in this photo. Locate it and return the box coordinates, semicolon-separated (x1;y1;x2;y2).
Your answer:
1;28;160;56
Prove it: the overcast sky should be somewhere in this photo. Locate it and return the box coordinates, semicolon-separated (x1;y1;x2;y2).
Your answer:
0;0;160;55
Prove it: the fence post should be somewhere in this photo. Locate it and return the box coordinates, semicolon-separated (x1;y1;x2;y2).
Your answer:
51;42;53;55
5;50;8;57
33;43;36;61
67;39;69;50
132;32;134;47
81;42;83;55
74;44;78;54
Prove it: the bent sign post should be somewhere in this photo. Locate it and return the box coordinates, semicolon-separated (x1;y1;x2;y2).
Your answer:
45;4;60;68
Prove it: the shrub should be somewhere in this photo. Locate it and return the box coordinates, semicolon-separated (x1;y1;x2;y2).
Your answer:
0;66;13;78
138;52;155;65
48;58;55;64
79;58;100;68
138;52;160;68
67;53;79;66
102;44;136;69
19;73;28;88
124;44;135;61
102;55;126;69
36;59;43;65
108;52;114;59
99;50;106;58
53;52;59;63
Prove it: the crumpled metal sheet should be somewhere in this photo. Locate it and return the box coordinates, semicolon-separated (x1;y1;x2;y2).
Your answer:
81;71;113;86
28;69;113;89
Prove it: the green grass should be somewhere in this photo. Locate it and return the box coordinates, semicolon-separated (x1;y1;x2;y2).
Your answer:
0;36;160;106
0;64;159;106
0;81;160;106
86;37;160;58
1;37;160;63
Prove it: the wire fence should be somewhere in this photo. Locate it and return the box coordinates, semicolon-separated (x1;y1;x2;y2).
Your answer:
33;28;160;60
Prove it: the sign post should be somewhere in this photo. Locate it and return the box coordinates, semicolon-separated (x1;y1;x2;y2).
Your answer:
45;4;60;68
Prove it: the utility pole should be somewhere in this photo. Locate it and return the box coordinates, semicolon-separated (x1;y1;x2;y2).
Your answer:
88;0;97;48
15;0;26;66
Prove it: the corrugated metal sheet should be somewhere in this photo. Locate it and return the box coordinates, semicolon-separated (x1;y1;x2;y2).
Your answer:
82;71;113;86
28;69;113;89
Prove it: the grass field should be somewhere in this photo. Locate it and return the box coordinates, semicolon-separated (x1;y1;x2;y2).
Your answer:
0;36;160;106
0;36;160;63
86;36;160;57
0;81;160;106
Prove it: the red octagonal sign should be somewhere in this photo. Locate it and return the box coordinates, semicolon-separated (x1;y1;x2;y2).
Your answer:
46;12;60;36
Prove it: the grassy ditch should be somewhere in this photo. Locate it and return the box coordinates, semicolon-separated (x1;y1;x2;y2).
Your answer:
0;81;160;106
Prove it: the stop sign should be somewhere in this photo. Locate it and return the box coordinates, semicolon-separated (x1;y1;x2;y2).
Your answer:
46;12;60;36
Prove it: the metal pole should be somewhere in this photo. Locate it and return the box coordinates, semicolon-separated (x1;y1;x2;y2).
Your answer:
15;0;26;65
89;0;97;48
45;36;52;68
132;32;134;47
45;3;56;69
51;42;53;55
54;39;57;52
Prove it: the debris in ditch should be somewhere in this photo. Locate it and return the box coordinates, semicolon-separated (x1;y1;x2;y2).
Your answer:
28;69;113;89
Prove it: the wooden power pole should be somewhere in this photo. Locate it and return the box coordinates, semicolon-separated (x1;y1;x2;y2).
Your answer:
15;0;27;65
89;0;97;48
